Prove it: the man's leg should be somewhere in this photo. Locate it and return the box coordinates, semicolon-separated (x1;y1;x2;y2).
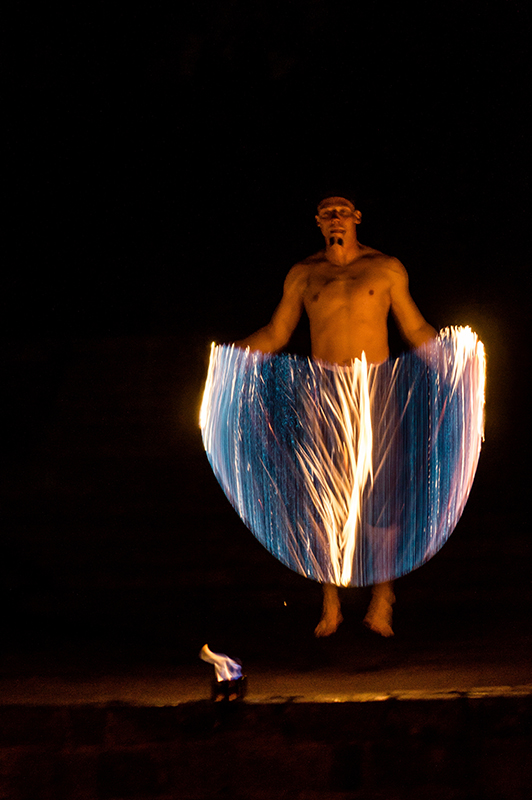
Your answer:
363;580;395;637
314;583;343;637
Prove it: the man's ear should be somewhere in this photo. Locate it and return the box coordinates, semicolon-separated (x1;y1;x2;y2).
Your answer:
354;209;362;224
315;215;322;227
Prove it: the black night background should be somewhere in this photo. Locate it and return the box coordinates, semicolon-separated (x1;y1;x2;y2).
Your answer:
2;0;531;678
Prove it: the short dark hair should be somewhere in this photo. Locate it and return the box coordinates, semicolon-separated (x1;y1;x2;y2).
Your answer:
316;189;357;210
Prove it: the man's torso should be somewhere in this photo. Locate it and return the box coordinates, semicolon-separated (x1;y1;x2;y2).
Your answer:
295;246;396;365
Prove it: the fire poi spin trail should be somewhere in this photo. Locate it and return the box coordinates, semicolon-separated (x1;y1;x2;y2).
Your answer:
200;326;485;587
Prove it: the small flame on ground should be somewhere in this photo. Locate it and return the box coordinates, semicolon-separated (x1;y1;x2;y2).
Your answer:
200;644;243;682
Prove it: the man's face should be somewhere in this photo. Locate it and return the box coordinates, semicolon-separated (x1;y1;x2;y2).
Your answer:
315;197;361;243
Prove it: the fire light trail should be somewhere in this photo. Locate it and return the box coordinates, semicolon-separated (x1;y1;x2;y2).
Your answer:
200;327;485;587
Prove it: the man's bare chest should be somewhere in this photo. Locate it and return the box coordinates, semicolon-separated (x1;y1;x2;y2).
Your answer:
303;263;388;308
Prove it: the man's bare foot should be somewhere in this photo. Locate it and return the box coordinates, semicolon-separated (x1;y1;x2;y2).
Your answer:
363;582;395;638
314;606;344;637
315;584;343;637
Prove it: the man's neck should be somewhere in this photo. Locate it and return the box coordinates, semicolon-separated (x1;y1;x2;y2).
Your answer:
325;237;361;267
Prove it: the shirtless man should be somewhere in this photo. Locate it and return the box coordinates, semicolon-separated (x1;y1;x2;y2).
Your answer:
236;195;437;637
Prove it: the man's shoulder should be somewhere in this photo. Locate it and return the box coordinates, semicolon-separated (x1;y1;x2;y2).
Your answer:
285;252;323;281
281;259;313;294
358;244;392;261
363;248;406;275
383;254;408;278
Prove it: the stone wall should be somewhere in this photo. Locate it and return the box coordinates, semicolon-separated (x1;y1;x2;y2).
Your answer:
1;692;531;799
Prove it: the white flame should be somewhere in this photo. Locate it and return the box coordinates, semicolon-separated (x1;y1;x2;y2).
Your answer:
200;644;243;682
199;342;220;434
295;353;374;585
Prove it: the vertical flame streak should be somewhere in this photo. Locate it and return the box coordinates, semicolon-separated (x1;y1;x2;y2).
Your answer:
199;342;216;439
415;327;486;561
295;356;374;585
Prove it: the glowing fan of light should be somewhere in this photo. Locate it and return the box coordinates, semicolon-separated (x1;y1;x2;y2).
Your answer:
200;327;485;587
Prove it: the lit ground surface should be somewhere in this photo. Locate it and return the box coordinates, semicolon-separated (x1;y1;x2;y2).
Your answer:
1;573;530;706
1;668;531;708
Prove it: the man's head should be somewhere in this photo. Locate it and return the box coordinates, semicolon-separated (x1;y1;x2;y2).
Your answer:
315;195;362;248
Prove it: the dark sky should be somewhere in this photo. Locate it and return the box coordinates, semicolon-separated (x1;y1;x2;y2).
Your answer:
5;1;530;344
2;2;530;620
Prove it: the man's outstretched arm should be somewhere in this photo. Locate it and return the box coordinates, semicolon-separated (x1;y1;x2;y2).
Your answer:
388;258;438;349
235;264;307;353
